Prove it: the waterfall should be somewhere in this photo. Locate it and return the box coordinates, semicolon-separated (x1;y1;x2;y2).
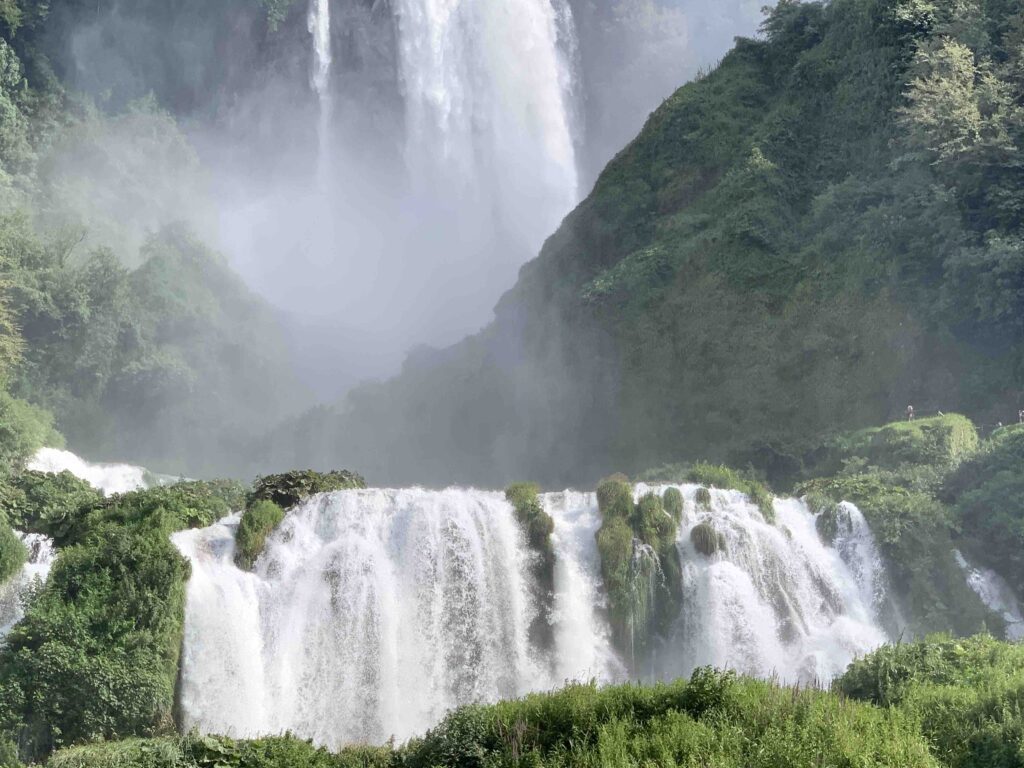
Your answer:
956;550;1024;640
393;0;579;245
28;447;158;496
0;534;56;635
308;0;333;188
656;485;891;684
174;484;894;748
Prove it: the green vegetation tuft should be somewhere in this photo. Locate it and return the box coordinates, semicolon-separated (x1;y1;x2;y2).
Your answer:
694;486;712;510
234;500;285;571
687;463;775;524
249;470;366;510
505;482;556;649
662;487;684;523
1;470;101;542
690;521;726;557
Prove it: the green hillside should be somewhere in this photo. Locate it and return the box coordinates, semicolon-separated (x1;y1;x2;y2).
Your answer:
272;0;1024;487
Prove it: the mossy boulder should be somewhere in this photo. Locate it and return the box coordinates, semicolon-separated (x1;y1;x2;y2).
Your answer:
695;486;712;510
505;483;555;649
597;475;634;522
690;521;726;557
662;487;684;523
249;469;365;510
235;500;286;570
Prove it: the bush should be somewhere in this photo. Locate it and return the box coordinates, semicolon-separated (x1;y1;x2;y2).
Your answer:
1;470;101;541
596;475;633;522
248;470;365;510
834;415;980;474
234;500;285;571
0;524;189;760
837;635;1024;768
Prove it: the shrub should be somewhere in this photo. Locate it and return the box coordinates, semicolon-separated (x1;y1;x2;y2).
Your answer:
2;470;101;541
690;521;726;557
249;470;365;510
234;500;285;571
662;487;684;523
0;393;62;480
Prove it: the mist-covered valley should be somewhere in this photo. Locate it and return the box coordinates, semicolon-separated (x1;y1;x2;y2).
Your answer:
2;0;1024;766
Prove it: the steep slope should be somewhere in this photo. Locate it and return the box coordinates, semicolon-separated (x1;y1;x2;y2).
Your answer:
266;0;1024;487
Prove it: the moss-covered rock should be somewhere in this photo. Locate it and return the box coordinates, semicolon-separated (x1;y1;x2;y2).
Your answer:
662;487;684;523
249;470;365;510
505;483;555;650
235;500;286;571
694;486;712;510
596;475;633;522
690;521;726;557
594;478;682;670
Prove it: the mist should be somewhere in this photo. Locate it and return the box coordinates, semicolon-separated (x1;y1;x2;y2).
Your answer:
41;0;761;402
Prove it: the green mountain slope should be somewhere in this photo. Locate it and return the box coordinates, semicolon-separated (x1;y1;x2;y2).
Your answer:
270;0;1024;487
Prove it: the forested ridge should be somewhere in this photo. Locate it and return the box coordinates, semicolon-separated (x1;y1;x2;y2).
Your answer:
0;0;304;477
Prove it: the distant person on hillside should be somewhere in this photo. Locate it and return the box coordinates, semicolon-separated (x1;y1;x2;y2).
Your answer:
906;405;915;421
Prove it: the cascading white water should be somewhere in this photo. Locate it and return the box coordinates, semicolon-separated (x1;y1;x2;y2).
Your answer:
308;0;333;188
28;447;156;496
643;484;891;684
393;0;579;243
0;534;56;635
174;488;545;747
955;550;1024;640
175;483;896;748
544;490;623;684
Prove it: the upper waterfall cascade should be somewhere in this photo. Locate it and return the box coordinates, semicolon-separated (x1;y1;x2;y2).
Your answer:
174;484;897;748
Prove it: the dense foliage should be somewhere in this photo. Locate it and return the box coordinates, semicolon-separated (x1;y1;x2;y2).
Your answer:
505;483;556;649
942;424;1024;595
0;477;244;761
797;413;999;636
248;470;366;510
